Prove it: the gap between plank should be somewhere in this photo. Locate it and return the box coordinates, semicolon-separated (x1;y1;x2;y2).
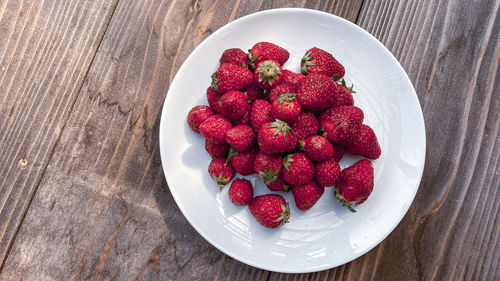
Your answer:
355;0;367;24
0;0;122;273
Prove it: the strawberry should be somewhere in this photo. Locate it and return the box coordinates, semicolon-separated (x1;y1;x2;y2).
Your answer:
296;73;340;111
278;69;305;90
301;47;345;79
229;150;256;175
229;179;253;206
244;83;264;102
199;114;232;144
266;176;290;192
250;99;273;132
206;86;223;114
219;90;249;120
249;194;290;229
315;159;340;187
219;48;248;68
249;42;289;66
205;140;229;157
187;105;214;133
283;153;314;185
233;103;251;126
333;144;346;162
292;112;320;143
346;124;381;159
254;60;282;89
331;79;355;107
319;106;364;145
335;160;374;212
225;124;256;152
257;119;296;154
271;94;301;124
269;84;296;102
253;152;282;185
208;157;235;190
300;135;335;162
292;180;324;210
211;63;253;93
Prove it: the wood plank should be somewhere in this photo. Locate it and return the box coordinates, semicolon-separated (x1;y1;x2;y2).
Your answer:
0;0;363;280
0;0;119;268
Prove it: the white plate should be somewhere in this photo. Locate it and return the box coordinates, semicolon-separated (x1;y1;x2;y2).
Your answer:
159;8;425;273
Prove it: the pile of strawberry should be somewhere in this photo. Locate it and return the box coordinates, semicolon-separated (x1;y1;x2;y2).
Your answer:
187;42;380;229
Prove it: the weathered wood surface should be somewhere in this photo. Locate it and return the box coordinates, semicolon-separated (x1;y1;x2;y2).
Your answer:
0;0;498;280
0;0;119;268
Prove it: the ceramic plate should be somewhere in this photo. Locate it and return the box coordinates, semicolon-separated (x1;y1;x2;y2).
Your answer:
159;8;425;273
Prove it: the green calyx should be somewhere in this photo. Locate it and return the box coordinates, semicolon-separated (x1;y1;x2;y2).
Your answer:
212;171;230;191
210;73;220;92
277;93;296;104
226;147;239;164
256;60;282;86
269;119;293;140
276;202;291;225
298;140;305;151
258;167;280;185
300;51;316;74
340;78;356;93
334;188;357;212
247;49;258;70
283;153;295;171
332;74;339;80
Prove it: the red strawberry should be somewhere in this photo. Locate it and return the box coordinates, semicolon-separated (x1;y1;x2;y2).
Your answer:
297;73;340;111
254;60;282;89
208;157;235;190
249;42;290;66
249;194;290;229
335;160;374;212
278;69;305;90
230;150;256;175
211;63;253;93
300;135;335;162
319;106;364;144
229;179;253;206
271;94;301;124
250;99;273;132
269;84;296;102
257;119;296;154
233;103;251;126
187;105;214;133
205;140;229;157
266;176;290;192
292;180;324;210
283;153;314;185
331;79;355;107
346;124;381;159
219;48;249;68
225;125;256;152
333;144;346;162
206;86;223;114
219;90;248;120
244;83;264;102
292;112;319;143
315;159;340;187
301;47;345;79
253;152;282;185
199;114;232;144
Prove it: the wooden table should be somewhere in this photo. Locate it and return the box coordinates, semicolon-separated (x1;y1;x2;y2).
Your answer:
0;0;498;280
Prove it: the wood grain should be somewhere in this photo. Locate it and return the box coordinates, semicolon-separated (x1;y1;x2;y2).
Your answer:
0;0;119;268
0;0;363;280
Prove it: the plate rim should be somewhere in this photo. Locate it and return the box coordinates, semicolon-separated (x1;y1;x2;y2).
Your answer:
159;7;426;273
